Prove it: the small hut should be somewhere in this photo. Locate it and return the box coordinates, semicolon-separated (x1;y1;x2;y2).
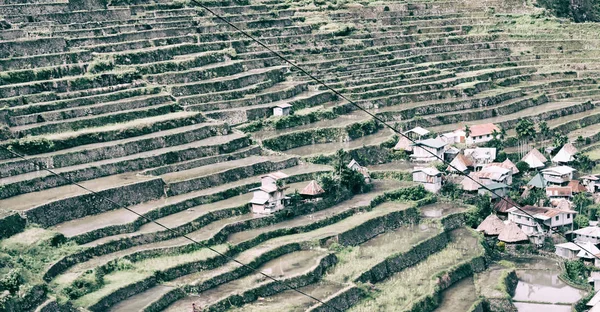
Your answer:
299;180;325;202
477;214;505;236
498;221;529;243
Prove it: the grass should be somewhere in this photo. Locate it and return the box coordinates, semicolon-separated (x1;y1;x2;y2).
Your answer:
325;223;441;284
0;227;82;287
73;271;149;307
348;228;482;311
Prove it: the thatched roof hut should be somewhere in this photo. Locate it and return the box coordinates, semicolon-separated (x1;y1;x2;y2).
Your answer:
476;214;505;236
498;221;529;243
300;180;325;197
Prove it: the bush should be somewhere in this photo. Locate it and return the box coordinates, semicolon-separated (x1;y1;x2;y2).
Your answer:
563;260;590;286
496;241;506;252
574;215;590;229
0;269;23;294
515;161;530;173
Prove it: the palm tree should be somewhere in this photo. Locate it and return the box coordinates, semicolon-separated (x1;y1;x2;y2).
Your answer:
464;125;471;146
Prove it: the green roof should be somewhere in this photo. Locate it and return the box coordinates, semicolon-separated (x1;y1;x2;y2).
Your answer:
482;182;508;190
527;173;547;188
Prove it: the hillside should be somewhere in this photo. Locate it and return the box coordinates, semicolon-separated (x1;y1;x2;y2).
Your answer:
0;0;598;310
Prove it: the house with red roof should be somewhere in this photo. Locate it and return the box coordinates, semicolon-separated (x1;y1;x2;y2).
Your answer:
460;123;500;145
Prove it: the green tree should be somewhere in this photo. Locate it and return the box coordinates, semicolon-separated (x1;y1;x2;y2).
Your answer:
516;161;530;173
465;194;492;228
573;192;593;215
573;153;594;173
516;119;536;141
539;121;551;139
553;132;569;148
574;214;590;229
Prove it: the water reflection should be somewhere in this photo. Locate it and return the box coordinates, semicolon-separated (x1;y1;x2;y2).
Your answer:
512;256;586;310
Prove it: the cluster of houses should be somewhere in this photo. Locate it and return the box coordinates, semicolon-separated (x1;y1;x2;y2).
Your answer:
397;123;600;252
249;159;371;214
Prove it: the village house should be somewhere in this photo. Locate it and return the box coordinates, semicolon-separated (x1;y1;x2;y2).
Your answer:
527;173;547;189
462;123;500;145
546;186;573;200
478;182;509;199
477;214;505;236
273;103;292;116
574;226;600;244
498;221;529;244
521;148;547;169
464;147;497;169
410;138;447;162
555;241;600;261
555;242;582;260
249;172;290;214
494;198;519;215
581;174;600;193
412;167;443;193
348;159;371;183
447;153;473;173
552;143;578;164
478;166;513;186
541;166;576;186
507;205;576;239
460;172;483;192
393;127;430;151
299;180;325;202
484;159;519;175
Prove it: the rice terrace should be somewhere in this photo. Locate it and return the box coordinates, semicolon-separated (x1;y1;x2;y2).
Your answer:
4;0;600;311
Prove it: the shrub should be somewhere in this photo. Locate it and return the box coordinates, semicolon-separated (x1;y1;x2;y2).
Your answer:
515;161;530;173
0;269;23;294
496;241;506;252
574;215;590;229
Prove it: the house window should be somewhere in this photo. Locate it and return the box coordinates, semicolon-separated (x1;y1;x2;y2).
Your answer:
555;216;559;221
567;214;571;219
518;215;521;219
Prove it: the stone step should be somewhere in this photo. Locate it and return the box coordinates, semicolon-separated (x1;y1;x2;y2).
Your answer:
163;155;298;195
9;92;174;127
0;132;250;199
0;172;166;227
0;50;92;72
11;102;181;137
186;81;309;112
0;116;219;175
168;66;287;97
7;86;160;116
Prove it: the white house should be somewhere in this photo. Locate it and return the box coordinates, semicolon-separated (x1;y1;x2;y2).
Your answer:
552;143;578;164
541;166;576;186
348;159;371;183
521;148;547;169
574;226;600;244
507;205;576;237
555;242;600;261
463;123;500;145
447;153;473;173
412;167;442;193
273;103;292;116
581;174;600;193
555;242;582;260
249;172;290;214
405;126;430;139
410;138;447;162
484;159;519;175
464;147;497;169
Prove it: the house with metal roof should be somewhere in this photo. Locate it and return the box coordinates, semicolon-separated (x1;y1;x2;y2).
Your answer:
447;153;473;173
249;171;290;214
464;147;497;169
412;167;442;193
478;182;509;199
410;138;448;162
461;123;500;145
574;226;600;244
299;180;325;202
521;148;547;169
552;143;578;164
582;174;600;193
507;205;576;239
541;166;576;186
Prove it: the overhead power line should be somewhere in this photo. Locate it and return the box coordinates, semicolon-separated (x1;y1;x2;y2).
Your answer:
1;1;598;311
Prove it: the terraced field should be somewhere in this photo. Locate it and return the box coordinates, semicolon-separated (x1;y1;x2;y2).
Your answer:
1;0;599;310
